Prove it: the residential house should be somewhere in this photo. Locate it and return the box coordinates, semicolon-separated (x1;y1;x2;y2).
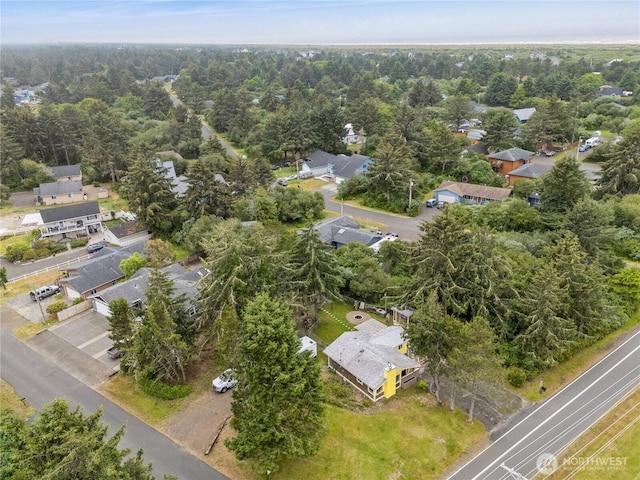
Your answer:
342;123;359;144
598;85;624;98
157;159;189;197
150;74;179;83
314;216;383;249
302;150;372;184
486;147;535;176
89;262;208;317
506;163;552;187
103;221;152;247
49;164;82;182
39;201;102;240
332;154;372;184
435;180;512;205
34;180;85;206
513;107;536;124
57;242;146;300
324;319;420;402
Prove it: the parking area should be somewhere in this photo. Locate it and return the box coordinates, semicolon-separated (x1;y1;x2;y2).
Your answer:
4;293;119;372
49;310;119;369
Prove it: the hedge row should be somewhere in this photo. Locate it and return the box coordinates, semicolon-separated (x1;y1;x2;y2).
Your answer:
139;378;192;400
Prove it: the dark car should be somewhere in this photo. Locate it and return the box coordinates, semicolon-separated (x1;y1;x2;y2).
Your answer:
87;242;105;254
271;164;281;170
277;178;288;187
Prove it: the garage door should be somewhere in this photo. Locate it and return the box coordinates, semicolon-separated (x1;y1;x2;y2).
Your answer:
437;194;457;204
93;299;111;317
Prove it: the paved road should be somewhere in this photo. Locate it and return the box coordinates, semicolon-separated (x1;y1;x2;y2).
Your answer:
0;316;228;480
316;183;439;241
448;326;640;480
1;246;91;282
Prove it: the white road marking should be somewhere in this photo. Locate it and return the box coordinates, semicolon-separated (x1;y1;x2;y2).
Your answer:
77;330;110;350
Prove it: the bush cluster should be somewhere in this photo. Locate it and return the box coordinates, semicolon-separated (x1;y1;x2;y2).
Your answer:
138;378;192;400
507;367;527;388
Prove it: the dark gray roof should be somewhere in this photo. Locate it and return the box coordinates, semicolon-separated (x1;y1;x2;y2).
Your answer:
508;163;552;179
324;327;419;390
40;201;100;224
49;164;82;178
313;216;381;246
90;263;208;307
306;150;337;168
108;221;148;240
598;86;624;97
488;147;535;162
61;242;146;294
332;154;371;179
465;143;489;155
35;180;83;197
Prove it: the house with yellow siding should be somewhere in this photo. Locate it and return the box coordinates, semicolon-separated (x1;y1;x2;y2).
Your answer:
323;319;420;402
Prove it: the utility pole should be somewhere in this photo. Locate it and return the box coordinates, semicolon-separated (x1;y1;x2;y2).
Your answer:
500;463;528;480
409;178;414;205
31;284;47;324
576;138;581;161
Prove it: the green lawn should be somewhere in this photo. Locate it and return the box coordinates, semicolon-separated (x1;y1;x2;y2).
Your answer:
0;232;33;256
313;301;355;344
278;388;486;480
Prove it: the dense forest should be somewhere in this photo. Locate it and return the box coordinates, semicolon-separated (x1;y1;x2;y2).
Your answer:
2;44;640;472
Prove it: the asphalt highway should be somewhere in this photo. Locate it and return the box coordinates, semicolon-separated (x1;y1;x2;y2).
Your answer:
448;327;640;480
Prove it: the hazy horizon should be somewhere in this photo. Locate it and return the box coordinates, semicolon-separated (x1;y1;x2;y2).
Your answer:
2;1;639;46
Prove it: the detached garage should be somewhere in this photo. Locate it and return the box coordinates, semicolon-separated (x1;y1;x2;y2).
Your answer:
435;180;512;205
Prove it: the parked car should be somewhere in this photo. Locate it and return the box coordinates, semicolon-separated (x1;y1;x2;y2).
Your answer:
212;369;238;393
545;150;557;157
271;164;281;170
426;198;438;208
29;285;60;302
87;242;105;254
106;345;123;359
579;144;590;152
277;178;288;187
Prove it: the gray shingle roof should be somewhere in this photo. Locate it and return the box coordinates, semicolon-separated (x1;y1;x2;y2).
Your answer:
306;150;337;168
508;163;552;179
513;107;536;122
90;263;208;307
488;147;535;162
108;221;148;240
436;180;512;201
35;180;83;197
49;164;82;178
60;242;145;294
332;154;371;180
39;201;100;224
313;216;381;246
324;327;419;390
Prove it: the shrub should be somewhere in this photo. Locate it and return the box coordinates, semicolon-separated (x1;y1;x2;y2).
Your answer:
70;239;89;248
138;378;192;400
33;248;50;259
418;379;428;390
406;199;422;217
21;249;37;261
46;301;68;317
363;398;372;407
507;367;527;388
72;297;85;305
4;244;28;262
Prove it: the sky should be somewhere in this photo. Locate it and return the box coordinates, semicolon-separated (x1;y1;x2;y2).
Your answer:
1;0;639;45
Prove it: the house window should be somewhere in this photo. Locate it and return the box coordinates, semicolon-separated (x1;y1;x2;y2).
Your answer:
87;215;97;220
90;289;97;295
395;374;401;389
51;195;56;199
356;378;363;385
188;306;197;317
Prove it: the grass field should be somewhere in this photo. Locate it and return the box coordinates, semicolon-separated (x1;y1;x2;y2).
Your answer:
0;379;35;420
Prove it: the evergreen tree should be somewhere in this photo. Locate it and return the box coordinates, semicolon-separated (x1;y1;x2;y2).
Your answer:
226;294;325;474
0;399;156;480
403;292;463;405
183;158;233;219
595;120;640;197
289;226;343;322
442;95;473;131
482;108;519;153
126;154;179;235
448;316;504;422
540;155;590;213
107;297;136;353
514;263;576;370
485;73;518;106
